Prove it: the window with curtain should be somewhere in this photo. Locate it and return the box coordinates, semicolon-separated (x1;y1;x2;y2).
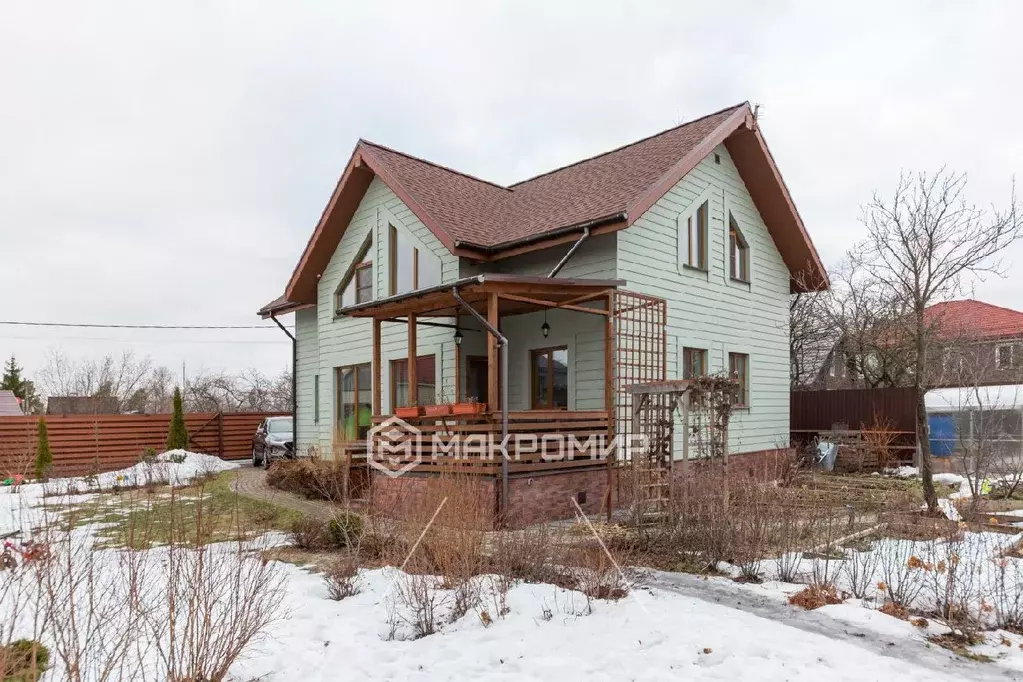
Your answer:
728;352;750;406
531;346;569;409
390;355;437;409
336;363;372;440
729;213;750;282
390;224;442;295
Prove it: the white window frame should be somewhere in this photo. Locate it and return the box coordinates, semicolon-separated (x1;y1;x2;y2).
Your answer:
728;212;750;283
995;344;1015;370
677;186;716;274
334;228;375;313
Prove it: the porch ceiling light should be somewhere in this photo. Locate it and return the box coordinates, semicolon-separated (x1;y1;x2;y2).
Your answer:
541;310;550;338
454;328;463;345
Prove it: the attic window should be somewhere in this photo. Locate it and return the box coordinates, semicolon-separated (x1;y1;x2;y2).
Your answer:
390;224;442;295
728;213;749;283
336;232;374;310
682;201;709;270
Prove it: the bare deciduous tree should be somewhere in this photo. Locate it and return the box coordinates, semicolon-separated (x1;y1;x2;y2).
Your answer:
856;169;1022;511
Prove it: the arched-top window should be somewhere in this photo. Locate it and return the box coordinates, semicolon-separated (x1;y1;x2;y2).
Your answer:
728;213;750;283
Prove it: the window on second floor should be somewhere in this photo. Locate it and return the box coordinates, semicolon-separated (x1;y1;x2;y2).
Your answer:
682;347;707;379
728;213;750;282
335;232;373;310
681;200;709;271
390;224;442;295
996;344;1017;370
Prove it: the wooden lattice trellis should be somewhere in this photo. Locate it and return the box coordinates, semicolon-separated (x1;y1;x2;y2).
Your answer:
612;290;668;452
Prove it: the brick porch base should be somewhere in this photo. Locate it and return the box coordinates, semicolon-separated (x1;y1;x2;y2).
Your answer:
368;446;793;528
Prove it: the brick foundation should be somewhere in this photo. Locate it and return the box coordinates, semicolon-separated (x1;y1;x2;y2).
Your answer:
367;447;793;528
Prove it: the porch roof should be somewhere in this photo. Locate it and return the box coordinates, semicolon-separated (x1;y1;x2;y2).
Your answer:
337;273;623;319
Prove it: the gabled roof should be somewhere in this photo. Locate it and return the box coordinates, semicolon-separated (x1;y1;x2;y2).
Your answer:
274;102;827;310
926;300;1023;341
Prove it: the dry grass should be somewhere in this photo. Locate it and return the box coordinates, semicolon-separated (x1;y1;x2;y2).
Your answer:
788;585;843;610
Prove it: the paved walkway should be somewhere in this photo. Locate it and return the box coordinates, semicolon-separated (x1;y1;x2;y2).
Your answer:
230;463;336;520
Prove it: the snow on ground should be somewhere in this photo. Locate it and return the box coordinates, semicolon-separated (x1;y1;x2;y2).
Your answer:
2;463;1021;680
0;450;236;533
229;564;982;682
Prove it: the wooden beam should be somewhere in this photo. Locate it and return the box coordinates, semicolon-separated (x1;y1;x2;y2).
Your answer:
372;318;381;415
497;292;610;316
454;316;462;403
563;289;615;308
604;290;615;523
487;293;499;411
408;313;418;406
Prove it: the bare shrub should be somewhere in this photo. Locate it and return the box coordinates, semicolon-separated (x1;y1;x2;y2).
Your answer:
922;529;988;639
266;457;351;502
989;555;1023;630
843;545;881;599
389;572;443;640
862;413;899;471
572;543;629;601
490;524;570;587
875;538;927;608
323;552;361;601
289;517;332;550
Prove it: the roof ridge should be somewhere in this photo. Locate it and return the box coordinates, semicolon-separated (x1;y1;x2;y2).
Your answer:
931;299;1023;316
507;101;749;188
359;139;512;192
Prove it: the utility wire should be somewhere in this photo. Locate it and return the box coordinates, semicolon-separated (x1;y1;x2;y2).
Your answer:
0;320;279;330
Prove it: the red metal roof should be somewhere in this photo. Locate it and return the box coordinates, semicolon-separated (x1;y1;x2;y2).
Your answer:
926;300;1023;341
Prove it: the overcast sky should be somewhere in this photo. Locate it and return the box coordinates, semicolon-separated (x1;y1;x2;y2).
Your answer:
2;1;1021;385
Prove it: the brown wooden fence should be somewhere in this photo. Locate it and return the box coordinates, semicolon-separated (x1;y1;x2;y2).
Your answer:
0;412;285;477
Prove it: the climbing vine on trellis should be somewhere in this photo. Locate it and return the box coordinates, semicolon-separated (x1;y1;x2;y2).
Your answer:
687;374;739;461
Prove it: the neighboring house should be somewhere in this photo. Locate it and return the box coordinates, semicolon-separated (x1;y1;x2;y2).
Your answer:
260;101;827;524
817;300;1023;390
0;390;23;416
47;396;121;416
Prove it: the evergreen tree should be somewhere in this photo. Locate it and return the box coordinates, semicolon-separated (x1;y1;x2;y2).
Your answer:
166;387;188;451
35;418;53;479
1;355;43;414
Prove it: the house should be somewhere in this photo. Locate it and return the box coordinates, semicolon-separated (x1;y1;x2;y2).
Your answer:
46;396;121;416
0;390;23;416
260;102;827;525
818;299;1023;390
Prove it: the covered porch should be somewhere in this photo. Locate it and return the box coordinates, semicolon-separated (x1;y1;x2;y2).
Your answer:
339;275;621;476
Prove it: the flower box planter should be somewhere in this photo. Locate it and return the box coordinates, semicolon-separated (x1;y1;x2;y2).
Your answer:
422;404;452;417
451;402;487;416
395;406;423;419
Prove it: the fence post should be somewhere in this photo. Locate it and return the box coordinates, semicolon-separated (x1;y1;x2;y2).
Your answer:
217;411;224;458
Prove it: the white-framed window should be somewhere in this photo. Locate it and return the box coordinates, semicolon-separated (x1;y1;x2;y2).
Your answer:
728;352;750;406
996;344;1016;370
728;213;749;282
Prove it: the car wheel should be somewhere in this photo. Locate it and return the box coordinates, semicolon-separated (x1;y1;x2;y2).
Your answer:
252;447;261;467
263;450;272;470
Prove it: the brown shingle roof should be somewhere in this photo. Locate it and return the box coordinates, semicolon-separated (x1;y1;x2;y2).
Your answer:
275;100;827;308
359;104;742;248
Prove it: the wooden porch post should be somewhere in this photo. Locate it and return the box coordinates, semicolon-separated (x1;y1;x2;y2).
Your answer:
372;318;381;415
454;315;462;403
604;290;615;522
407;314;418;406
487;293;499;411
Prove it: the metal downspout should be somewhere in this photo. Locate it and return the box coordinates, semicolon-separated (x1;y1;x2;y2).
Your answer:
452;288;509;517
548;227;590;278
270;314;297;454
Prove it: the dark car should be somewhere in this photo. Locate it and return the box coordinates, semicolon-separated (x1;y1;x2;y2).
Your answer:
252;416;294;469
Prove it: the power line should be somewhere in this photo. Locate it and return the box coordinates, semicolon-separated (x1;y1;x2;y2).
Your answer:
0;320;280;330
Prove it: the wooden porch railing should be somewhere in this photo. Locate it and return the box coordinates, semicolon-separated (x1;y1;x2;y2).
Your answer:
367;410;611;475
